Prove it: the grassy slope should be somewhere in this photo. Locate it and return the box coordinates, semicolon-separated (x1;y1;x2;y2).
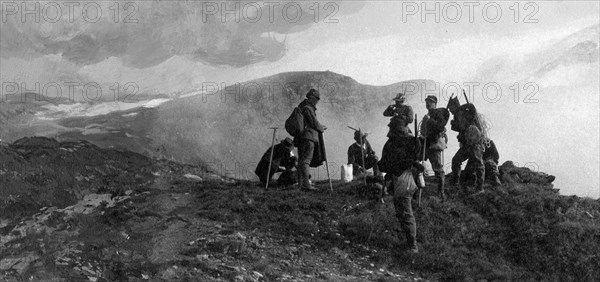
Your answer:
198;179;600;281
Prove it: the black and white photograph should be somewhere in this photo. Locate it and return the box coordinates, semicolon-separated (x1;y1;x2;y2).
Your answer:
1;0;599;280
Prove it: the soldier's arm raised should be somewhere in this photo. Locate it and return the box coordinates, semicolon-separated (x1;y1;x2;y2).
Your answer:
383;105;395;117
404;106;415;123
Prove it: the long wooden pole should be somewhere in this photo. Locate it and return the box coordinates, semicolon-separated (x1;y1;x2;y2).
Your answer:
321;133;333;192
265;127;278;190
359;129;367;186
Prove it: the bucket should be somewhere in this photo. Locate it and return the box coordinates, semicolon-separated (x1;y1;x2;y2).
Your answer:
341;164;353;183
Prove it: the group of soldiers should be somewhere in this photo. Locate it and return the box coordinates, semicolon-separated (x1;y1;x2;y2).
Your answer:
254;89;326;190
254;88;502;254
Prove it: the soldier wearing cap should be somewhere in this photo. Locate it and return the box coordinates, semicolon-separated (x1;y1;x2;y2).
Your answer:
347;131;380;177
379;92;415;178
295;89;327;191
384;92;415;138
420;95;449;200
255;137;297;186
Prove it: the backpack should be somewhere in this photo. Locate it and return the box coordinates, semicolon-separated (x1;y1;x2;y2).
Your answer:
285;107;304;137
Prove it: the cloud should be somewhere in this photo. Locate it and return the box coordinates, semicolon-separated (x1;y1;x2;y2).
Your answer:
0;1;364;68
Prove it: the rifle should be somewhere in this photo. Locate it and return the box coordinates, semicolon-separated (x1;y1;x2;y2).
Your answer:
415;114;425;207
265;127;278;190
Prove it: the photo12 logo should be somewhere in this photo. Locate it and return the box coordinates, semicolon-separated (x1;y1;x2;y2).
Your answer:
1;1;139;23
197;81;341;105
401;81;540;104
1;81;140;103
401;1;540;24
200;1;339;23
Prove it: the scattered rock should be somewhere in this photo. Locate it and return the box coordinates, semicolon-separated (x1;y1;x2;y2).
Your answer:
184;173;203;181
0;253;39;274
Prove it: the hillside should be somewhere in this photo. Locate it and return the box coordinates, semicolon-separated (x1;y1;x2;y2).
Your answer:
149;71;437;180
10;71;435;182
2;137;599;281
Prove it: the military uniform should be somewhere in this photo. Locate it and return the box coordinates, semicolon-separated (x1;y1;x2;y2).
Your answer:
466;139;501;185
277;169;297;186
384;104;414;138
380;93;416;173
451;125;485;191
420;100;449;199
381;135;421;253
255;139;296;185
347;133;379;176
295;89;326;191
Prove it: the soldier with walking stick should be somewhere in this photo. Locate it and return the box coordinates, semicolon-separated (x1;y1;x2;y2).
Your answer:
255;136;296;188
292;89;327;191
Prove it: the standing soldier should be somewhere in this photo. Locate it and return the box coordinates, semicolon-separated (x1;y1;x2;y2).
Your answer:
380;92;415;173
295;89;326;191
385;134;423;254
384;92;414;138
465;139;501;186
420;95;449;200
450;103;486;193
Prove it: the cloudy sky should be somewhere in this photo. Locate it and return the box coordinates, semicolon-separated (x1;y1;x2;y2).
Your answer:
255;1;599;84
1;1;597;90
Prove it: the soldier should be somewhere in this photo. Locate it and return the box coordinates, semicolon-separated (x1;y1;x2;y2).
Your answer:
347;131;380;177
294;89;327;191
380;92;415;173
380;134;422;254
255;137;296;186
384;92;414;138
420;95;449;200
449;103;486;193
277;155;298;187
466;139;501;186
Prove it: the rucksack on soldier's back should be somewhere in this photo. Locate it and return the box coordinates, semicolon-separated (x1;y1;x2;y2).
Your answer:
285;107;304;137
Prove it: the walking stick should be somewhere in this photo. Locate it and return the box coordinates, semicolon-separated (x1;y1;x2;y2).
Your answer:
265;127;278;190
321;132;334;192
419;136;426;207
442;147;445;175
359;129;367;186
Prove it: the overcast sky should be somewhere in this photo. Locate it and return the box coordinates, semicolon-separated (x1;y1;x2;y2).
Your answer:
250;1;599;85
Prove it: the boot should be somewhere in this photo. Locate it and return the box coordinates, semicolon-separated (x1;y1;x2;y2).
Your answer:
436;171;446;201
475;169;484;193
449;171;460;187
300;163;317;191
295;164;303;189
